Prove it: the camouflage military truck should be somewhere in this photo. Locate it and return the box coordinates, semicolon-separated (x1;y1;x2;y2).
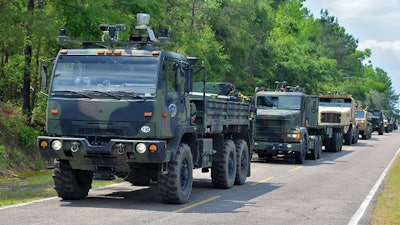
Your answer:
355;107;372;140
37;14;253;204
253;82;344;164
369;109;384;135
319;93;359;145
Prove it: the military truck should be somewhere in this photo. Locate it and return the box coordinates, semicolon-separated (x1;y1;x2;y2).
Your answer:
253;82;344;164
37;14;253;204
369;109;384;135
319;93;359;145
384;115;393;133
355;107;372;139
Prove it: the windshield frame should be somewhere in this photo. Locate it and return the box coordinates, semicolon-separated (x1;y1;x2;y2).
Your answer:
50;55;159;98
256;94;302;110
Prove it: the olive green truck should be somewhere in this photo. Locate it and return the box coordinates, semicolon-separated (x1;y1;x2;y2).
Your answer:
37;14;253;204
253;83;344;164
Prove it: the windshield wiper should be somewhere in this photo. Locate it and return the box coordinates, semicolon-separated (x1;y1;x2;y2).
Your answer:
107;91;146;99
51;90;92;99
82;90;121;100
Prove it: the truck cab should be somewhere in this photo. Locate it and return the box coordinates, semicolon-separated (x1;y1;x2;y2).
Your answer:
319;94;359;145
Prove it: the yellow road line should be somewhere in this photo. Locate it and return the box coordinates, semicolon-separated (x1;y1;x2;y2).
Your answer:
251;176;274;186
173;195;221;213
289;166;303;172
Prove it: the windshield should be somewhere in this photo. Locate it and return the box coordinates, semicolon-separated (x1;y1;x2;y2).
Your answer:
50;55;158;97
355;111;365;118
257;95;301;110
319;98;352;107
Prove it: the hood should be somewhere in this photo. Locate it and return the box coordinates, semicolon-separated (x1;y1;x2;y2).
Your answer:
46;98;157;138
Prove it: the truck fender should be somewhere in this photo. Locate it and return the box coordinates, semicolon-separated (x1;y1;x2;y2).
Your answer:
167;126;197;161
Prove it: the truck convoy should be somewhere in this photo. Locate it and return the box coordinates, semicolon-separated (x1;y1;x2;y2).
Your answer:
37;14;254;204
253;82;344;164
318;93;359;145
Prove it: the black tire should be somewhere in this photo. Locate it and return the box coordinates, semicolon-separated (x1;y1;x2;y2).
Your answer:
352;127;359;144
344;126;353;145
324;137;332;152
309;136;322;160
212;139;237;189
367;126;373;139
53;160;93;200
234;139;249;185
295;138;307;164
332;132;343;152
362;132;367;140
378;125;384;135
158;143;193;204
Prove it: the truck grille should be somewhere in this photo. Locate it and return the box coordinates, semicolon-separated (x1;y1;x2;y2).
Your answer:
321;113;341;123
255;118;285;142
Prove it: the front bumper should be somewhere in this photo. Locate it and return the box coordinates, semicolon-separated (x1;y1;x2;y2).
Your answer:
253;141;301;156
37;136;168;170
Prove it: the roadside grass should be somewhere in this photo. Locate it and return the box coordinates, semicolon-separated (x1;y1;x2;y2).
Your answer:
0;170;123;207
371;156;400;225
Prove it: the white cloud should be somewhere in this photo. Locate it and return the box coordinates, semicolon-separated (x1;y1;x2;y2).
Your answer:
310;0;400;26
359;40;400;52
304;0;400;94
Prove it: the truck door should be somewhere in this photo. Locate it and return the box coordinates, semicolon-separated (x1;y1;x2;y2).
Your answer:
160;59;189;136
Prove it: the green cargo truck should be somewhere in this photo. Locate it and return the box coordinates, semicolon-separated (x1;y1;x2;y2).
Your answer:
37;14;253;204
253;82;344;164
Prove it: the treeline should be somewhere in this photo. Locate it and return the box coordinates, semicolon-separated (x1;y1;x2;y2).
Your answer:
0;0;399;123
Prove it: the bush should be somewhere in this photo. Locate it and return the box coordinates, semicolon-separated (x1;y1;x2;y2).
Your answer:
0;102;44;177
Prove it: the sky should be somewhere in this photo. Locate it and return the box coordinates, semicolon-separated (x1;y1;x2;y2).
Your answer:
303;0;400;108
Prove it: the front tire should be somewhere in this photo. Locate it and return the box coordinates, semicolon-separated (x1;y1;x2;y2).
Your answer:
158;143;193;204
53;160;93;200
295;138;307;164
212;140;237;189
344;126;353;145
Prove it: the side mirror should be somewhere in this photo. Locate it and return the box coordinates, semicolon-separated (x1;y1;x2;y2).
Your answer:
184;68;193;93
40;65;48;90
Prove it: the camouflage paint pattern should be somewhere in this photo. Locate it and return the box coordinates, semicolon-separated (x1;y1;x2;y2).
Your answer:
38;48;253;171
253;91;306;156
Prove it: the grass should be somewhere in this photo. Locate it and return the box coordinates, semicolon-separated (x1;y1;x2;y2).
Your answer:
0;170;123;207
371;156;400;225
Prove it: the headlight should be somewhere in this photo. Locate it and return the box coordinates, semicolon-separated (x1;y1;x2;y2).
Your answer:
287;133;300;140
51;140;62;151
135;143;147;153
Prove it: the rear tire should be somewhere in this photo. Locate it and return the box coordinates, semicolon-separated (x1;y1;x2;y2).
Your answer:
158;143;193;204
53;160;93;200
234;139;249;185
212;140;237;189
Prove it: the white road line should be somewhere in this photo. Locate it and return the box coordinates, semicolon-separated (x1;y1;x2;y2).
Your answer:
347;147;400;225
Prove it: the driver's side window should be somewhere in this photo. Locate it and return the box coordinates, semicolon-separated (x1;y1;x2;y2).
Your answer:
161;59;185;93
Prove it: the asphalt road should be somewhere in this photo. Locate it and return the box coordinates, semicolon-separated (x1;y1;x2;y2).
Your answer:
1;130;399;225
